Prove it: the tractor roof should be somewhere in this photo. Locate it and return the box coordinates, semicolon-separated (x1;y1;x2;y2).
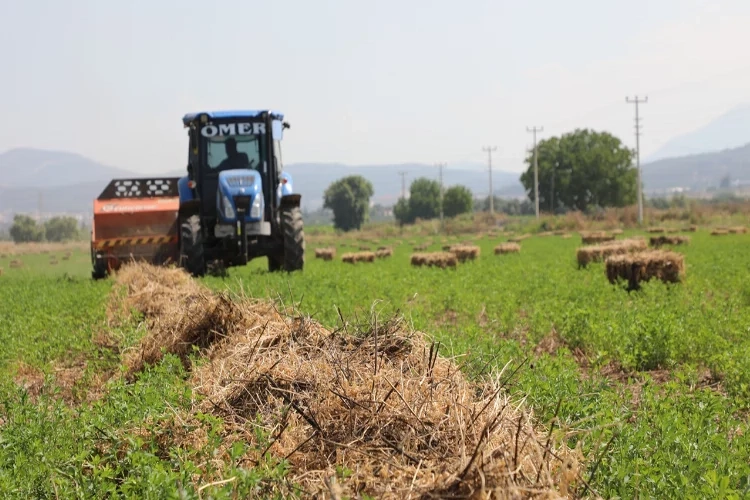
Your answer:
182;110;284;127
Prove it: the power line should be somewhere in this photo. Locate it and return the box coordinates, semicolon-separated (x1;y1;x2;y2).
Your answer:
626;95;648;225
526;126;543;219
397;171;408;199
482;146;497;214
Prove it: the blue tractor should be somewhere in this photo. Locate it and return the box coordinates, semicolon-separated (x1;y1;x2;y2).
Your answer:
177;110;304;275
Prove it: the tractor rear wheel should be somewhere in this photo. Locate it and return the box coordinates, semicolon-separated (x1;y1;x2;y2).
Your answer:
268;206;305;272
180;215;206;277
281;205;305;271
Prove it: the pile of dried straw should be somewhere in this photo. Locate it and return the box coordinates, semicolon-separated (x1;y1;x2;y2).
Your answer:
646;227;665;234
649;235;690;247
342;252;376;264
576;238;647;268
508;234;532;243
112;263;581;498
729;226;747;234
448;244;481;262
410;252;458;269
494;243;521;255
605;250;685;290
579;231;615;245
314;248;336;261
711;228;729;236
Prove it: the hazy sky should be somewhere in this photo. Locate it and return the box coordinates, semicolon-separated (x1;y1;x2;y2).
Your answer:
2;0;749;174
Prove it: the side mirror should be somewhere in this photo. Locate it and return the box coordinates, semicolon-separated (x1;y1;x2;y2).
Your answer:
272;119;284;141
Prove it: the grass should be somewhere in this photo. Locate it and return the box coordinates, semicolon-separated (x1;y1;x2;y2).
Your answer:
2;225;750;497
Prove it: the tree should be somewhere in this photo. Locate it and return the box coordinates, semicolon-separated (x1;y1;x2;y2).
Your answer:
407;178;440;221
519;129;637;212
9;214;45;243
393;197;411;226
323;175;374;232
442;185;473;218
44;216;80;242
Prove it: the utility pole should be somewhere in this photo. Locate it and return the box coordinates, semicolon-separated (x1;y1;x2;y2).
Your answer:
482;146;497;214
526;126;543;219
397;171;408;199
436;162;446;230
626;96;647;225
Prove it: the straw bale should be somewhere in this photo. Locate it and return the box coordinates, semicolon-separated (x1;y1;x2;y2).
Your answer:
666;228;679;234
605;250;685;290
50;259;59;266
561;234;572;239
358;245;371;251
729;226;747;234
342;252;375;264
576;238;647;268
508;234;532;243
314;248;336;261
580;231;615;245
611;228;624;235
685;225;698;232
494;243;521;254
448;244;480;262
413;243;430;251
410;252;457;269
113;263;578;498
647;227;666;234
711;229;729;236
9;260;23;269
649;235;690;247
375;247;393;259
553;230;566;236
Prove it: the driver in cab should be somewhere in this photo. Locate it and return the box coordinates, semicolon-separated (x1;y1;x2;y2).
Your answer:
218;137;254;170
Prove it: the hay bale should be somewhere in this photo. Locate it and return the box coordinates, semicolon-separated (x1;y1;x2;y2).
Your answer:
580;231;615;244
605;250;685;290
561;233;572;239
666;228;679;234
61;254;71;261
358;245;371;251
341;252;375;264
448;244;480;262
494;243;521;254
611;228;624;235
410;252;457;269
647;227;666;234
413;243;429;251
729;226;747;234
375;247;393;259
711;229;729;236
9;260;23;269
576;238;647;268
507;234;532;243
649;235;690;247
49;259;59;266
314;248;336;261
111;262;576;498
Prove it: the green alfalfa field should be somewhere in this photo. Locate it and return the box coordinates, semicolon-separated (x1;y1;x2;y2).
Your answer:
1;225;749;498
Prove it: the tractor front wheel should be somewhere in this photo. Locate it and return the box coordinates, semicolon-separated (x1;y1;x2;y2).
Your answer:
180;215;206;277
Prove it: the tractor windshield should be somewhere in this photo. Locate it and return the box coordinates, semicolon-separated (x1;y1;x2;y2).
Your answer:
206;135;262;172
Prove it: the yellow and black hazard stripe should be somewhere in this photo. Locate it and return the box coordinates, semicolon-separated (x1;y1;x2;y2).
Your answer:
95;235;178;249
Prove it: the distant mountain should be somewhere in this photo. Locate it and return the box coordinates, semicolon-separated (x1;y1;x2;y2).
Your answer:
0;148;137;189
0;148;525;214
646;104;750;162
643;142;750;192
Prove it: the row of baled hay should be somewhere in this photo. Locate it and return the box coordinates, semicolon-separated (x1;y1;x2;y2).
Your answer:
649;235;690;247
494;242;521;254
580;231;615;245
342;251;376;263
448;244;481;262
375;246;393;258
314;247;336;261
112;263;581;498
576;238;647;268
605;250;685;290
410;252;458;269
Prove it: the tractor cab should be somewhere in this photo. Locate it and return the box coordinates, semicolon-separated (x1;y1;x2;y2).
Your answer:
177;110;304;275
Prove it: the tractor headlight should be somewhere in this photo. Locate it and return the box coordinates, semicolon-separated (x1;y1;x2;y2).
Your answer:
250;192;263;218
222;195;235;219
